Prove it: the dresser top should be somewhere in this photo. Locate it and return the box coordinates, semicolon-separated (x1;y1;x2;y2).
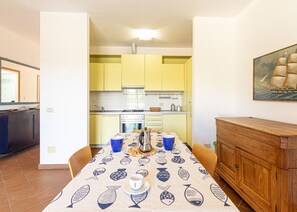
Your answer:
216;117;297;137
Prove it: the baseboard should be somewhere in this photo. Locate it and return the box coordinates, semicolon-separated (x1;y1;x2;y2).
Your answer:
38;164;69;170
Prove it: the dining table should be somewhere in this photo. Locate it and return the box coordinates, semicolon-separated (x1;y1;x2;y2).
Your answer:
43;132;239;211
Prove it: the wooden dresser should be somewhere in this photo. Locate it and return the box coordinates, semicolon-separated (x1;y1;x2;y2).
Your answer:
216;117;297;212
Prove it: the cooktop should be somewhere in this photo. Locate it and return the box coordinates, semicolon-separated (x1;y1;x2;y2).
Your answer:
122;109;144;112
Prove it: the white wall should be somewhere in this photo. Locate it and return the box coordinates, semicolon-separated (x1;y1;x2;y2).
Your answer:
234;0;297;124
0;26;39;67
192;17;236;145
40;12;89;165
0;25;39;110
90;46;192;56
90;91;182;111
2;60;40;102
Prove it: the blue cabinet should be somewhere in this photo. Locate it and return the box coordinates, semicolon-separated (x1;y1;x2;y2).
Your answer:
0;109;39;155
0;111;8;154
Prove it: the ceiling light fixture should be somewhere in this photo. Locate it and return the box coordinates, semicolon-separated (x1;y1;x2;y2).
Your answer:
135;29;155;40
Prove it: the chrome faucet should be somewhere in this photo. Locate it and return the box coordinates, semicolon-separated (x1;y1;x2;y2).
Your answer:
94;105;104;111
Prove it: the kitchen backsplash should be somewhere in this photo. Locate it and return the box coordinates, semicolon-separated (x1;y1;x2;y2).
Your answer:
90;89;182;111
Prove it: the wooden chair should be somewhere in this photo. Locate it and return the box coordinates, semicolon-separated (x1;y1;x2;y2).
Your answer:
68;146;92;178
192;144;217;177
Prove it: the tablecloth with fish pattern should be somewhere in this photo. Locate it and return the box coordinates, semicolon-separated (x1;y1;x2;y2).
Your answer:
44;133;239;212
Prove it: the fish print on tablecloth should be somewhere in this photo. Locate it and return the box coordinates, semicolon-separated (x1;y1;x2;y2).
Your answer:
67;185;90;208
185;147;191;154
178;167;190;181
136;169;149;178
110;168;127;181
171;155;185;164
156;155;167;166
50;190;63;203
171;148;181;155
89;156;96;163
198;166;210;180
97;148;105;154
158;185;175;206
100;154;114;165
190;155;200;164
157;168;170;182
210;183;230;206
86;167;106;180
128;141;138;147
97;186;120;209
157;149;166;155
184;184;204;207
138;156;150;166
156;142;163;148
120;155;131;165
129;191;148;208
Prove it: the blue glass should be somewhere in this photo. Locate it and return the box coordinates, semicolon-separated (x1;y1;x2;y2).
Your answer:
163;135;175;151
110;137;123;152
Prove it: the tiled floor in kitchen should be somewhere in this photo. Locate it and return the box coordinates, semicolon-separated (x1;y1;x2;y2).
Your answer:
0;145;254;212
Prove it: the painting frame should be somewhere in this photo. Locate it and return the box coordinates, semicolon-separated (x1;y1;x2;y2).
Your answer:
253;43;297;101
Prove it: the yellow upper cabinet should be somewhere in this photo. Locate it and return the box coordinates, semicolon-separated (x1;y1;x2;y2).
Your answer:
145;55;162;91
122;54;144;87
162;64;184;91
90;63;104;91
104;63;122;91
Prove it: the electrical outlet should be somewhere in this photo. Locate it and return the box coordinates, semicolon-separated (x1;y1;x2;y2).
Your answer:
47;146;56;153
46;107;54;113
204;144;211;148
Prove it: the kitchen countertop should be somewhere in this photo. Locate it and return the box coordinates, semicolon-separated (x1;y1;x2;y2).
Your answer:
90;110;187;115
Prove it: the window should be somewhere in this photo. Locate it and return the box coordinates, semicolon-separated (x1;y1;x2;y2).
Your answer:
1;68;19;102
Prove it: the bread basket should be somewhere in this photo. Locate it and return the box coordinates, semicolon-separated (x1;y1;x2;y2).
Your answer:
149;107;161;112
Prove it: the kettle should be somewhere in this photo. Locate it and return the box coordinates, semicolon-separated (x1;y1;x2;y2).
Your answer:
139;127;152;152
171;104;175;111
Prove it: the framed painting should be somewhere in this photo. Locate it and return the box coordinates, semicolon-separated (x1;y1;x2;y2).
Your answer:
253;44;297;101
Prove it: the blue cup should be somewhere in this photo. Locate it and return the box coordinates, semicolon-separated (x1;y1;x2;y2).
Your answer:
163;135;175;151
110;136;123;152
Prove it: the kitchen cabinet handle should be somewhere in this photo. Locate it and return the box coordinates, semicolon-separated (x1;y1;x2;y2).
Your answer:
235;164;239;168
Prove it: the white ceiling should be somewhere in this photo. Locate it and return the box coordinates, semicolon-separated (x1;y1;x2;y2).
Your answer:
0;0;253;48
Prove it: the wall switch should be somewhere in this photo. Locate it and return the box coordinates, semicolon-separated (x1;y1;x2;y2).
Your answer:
204;144;211;148
46;107;54;113
47;146;56;153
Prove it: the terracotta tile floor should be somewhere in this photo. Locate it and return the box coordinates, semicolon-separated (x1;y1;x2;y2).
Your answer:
0;145;254;212
0;145;71;212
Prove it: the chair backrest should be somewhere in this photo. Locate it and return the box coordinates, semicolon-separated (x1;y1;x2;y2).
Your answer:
192;144;217;177
68;146;92;178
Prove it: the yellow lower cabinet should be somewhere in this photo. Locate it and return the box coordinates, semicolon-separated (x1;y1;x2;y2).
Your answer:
90;114;102;145
145;114;163;131
101;115;120;145
161;64;184;91
162;114;186;143
90;63;104;91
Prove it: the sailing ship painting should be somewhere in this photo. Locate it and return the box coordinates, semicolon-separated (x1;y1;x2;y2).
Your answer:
253;44;297;101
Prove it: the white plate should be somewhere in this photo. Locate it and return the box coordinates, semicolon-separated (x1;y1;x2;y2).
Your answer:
123;181;150;195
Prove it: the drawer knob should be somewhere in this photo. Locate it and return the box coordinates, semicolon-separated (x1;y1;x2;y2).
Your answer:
235;164;239;168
